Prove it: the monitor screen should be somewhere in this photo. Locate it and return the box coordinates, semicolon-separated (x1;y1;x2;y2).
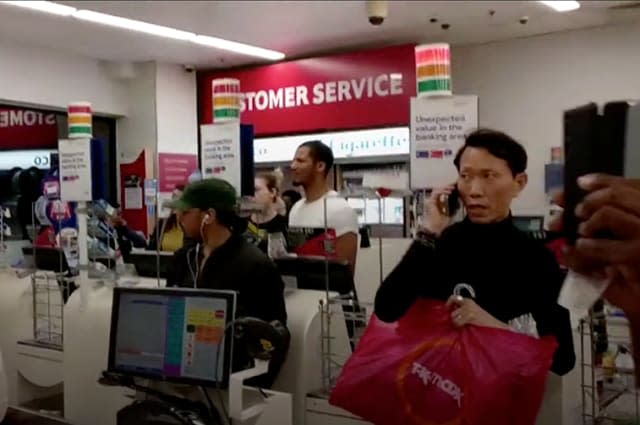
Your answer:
512;216;544;233
108;287;236;387
128;251;173;279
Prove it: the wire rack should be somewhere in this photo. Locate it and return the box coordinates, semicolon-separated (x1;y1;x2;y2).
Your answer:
581;308;639;425
318;295;372;395
31;271;70;348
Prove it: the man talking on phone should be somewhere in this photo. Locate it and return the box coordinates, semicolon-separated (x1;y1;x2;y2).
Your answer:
375;129;575;376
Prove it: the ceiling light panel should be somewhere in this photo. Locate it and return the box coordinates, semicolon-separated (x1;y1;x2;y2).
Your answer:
73;9;196;41
538;1;581;12
193;35;286;61
0;0;76;16
0;0;286;61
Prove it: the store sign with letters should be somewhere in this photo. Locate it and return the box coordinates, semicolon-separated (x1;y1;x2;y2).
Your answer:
254;126;409;164
58;138;93;202
157;153;198;192
199;45;416;136
0;149;56;170
410;95;478;189
0;107;58;149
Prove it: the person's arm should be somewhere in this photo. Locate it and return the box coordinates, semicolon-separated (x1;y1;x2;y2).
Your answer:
335;233;358;274
532;249;576;376
334;205;359;274
374;235;439;323
533;303;576;375
114;224;147;248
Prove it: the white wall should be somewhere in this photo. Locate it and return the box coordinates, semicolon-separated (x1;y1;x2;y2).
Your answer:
116;62;199;174
452;22;640;215
155;63;198;155
0;39;128;116
116;62;158;165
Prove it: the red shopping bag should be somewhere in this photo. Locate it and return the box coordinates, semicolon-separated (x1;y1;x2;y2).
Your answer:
329;299;557;425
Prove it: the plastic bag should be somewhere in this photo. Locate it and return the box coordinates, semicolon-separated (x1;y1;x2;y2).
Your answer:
509;313;539;338
330;299;557;425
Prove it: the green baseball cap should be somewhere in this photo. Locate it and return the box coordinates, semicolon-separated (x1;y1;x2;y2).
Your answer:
166;178;238;212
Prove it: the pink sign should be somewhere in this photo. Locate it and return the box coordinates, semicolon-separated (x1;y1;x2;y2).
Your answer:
157;153;198;192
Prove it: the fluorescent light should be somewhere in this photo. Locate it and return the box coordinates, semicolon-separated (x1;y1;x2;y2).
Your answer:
0;0;76;16
193;35;285;61
538;1;581;12
0;1;286;60
73;10;195;40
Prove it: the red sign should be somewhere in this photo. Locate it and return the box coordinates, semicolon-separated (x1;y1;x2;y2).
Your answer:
157;153;198;192
198;44;416;136
0;107;58;149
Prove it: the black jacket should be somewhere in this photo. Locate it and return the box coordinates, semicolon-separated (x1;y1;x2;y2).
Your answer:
166;235;289;388
374;217;576;376
166;235;287;324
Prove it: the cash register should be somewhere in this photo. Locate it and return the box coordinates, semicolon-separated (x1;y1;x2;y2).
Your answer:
101;287;290;425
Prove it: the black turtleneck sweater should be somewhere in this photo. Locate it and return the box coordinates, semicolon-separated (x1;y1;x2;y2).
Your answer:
374;217;576;376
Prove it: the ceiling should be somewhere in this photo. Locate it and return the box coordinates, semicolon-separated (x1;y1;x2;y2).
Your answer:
0;1;639;69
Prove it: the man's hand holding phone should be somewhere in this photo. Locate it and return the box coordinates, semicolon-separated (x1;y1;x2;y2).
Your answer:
552;173;640;386
421;184;457;237
551;174;640;319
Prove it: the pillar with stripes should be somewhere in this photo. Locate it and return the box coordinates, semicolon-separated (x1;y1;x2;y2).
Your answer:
415;43;452;98
67;102;92;139
212;78;241;122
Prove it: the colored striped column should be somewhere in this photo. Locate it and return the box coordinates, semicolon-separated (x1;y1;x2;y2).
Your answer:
212;79;241;122
67;101;92;139
415;43;452;97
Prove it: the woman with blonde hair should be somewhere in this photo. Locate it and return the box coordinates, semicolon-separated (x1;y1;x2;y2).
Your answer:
147;185;192;252
248;169;288;253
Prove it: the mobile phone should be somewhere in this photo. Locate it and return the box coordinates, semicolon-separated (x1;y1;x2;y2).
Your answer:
437;187;461;217
563;102;629;244
563;103;598;244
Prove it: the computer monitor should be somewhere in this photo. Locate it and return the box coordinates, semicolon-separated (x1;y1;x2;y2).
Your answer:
128;251;173;279
108;287;236;387
512;216;544;233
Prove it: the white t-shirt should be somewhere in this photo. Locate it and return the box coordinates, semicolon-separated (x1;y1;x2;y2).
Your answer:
288;190;359;237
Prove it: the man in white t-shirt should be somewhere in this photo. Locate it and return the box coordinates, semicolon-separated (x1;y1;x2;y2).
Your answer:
289;140;359;273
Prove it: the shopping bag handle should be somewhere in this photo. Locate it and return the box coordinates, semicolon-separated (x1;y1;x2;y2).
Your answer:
453;283;476;299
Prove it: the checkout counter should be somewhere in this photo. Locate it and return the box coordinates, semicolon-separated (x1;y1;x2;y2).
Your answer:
0;237;583;425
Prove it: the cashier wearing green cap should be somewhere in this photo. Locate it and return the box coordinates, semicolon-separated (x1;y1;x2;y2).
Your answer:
166;178;287;324
166;178;288;387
